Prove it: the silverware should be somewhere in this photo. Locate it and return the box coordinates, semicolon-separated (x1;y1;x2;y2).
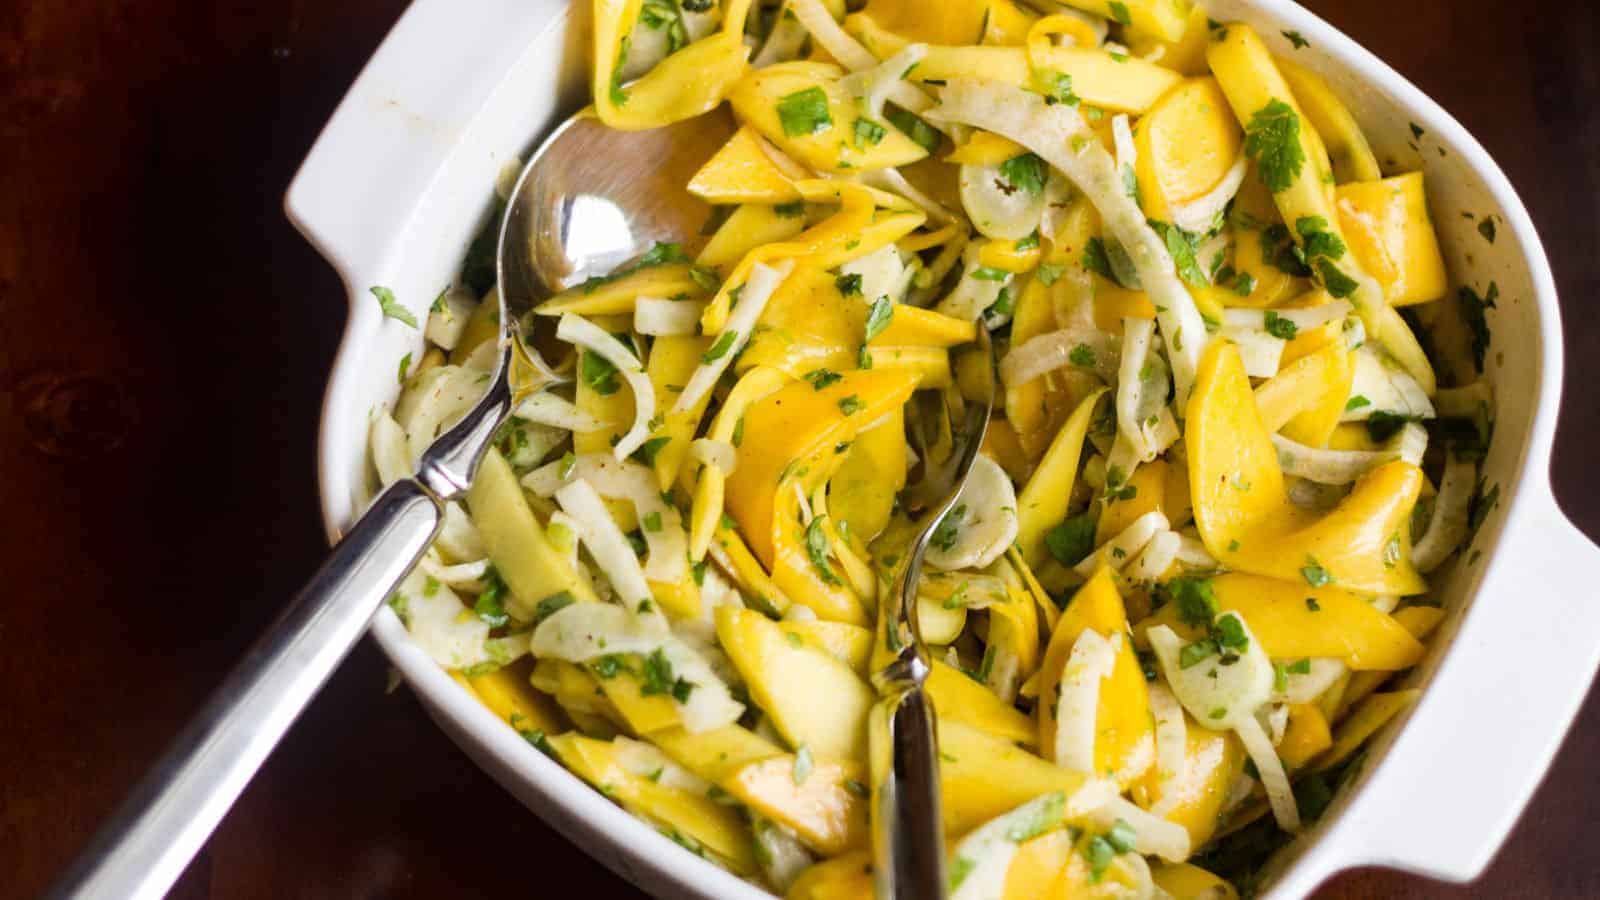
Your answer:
46;107;729;900
870;328;998;900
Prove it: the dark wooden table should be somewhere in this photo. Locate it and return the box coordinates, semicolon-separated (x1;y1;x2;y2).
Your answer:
3;1;1597;897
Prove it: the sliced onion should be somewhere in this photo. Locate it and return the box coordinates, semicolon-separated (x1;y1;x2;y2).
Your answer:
395;365;485;462
1147;615;1274;732
513;391;610;432
1125;529;1180;583
1235;713;1301;832
557;313;656;459
1082;794;1192;863
752;2;809;67
1274;658;1347;705
959;162;1045;241
530;602;744;732
1174;530;1218;569
928;78;1210;405
688;438;737;475
419;556;490;593
842;43;929;121
425;286;477;351
1220;326;1286;378
1115;317;1159;460
859;166;954;224
370;410;410;487
788;0;877;70
838;242;912;306
1412;453;1477;572
613;735;713;793
935;244;1012;321
634;295;706;336
1272;422;1428;485
552;477;656;613
1344;344;1435;422
436;502;486;563
1076;511;1169;578
1001;326;1120;386
1111;113;1137;191
1223;300;1353;333
1171;152;1249;234
674;260;793;414
527;453;688;584
395;567;494;669
1147;683;1188;802
1053;628;1117;772
924;455;1019;571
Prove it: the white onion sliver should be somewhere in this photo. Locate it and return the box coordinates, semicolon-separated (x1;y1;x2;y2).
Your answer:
634;295;706;336
513;391;610;432
1412;453;1477;572
1235;714;1302;832
1148;683;1188;793
1053;629;1117;773
1084;795;1193;863
1125;529;1181;582
1116;317;1157;460
370;410;410;487
1001;327;1120;385
787;0;877;70
1223;300;1353;332
675;260;793;414
1075;510;1168;577
688;438;737;475
1221;326;1286;379
557;313;656;460
553;477;657;613
1171;152;1249;234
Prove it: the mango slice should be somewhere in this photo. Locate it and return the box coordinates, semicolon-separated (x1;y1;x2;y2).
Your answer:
729;62;928;174
1336;172;1450;307
688;125;804;204
1187;341;1427;595
1036;568;1155;787
1134;78;1244;223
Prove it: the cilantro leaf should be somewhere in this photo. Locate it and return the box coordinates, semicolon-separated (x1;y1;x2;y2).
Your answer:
776;87;832;137
864;297;894;342
370;286;417;328
1244;100;1307;193
998;152;1048;196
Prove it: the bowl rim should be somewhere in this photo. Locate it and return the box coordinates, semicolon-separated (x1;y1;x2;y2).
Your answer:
289;1;1597;897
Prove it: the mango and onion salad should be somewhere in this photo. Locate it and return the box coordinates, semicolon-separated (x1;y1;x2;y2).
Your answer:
369;1;1498;896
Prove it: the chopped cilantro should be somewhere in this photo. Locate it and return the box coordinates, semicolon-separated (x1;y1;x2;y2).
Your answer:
835;272;863;296
1264;310;1298;340
701;330;739;363
579;350;621;395
864;297;894;341
1108;1;1133;25
370;286;417;328
776;87;832;137
1244;100;1306;193
853;117;887;148
1045;513;1097;566
837;395;863;415
998;152;1048;196
1300;557;1334;587
804;368;843;390
804;517;843;585
630;435;672;467
1282;29;1309;49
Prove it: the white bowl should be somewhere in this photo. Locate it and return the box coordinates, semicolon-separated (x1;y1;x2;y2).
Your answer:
287;1;1600;896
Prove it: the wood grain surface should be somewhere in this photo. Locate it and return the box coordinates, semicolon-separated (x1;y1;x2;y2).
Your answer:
2;1;1597;897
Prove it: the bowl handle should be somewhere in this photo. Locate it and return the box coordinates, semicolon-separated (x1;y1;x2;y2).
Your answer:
1332;477;1600;882
284;0;567;280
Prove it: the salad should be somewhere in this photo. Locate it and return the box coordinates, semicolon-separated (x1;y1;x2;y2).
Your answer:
368;1;1501;896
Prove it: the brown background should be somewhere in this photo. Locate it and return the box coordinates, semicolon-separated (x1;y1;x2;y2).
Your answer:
2;0;1597;897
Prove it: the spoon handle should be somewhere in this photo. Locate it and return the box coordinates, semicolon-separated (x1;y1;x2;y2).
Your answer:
870;686;948;899
45;479;443;900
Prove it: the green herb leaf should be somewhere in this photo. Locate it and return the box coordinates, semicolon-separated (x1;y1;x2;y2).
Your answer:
1458;281;1497;373
397;352;412;383
1244;99;1307;193
534;590;576;624
853;117;887;148
1069;343;1097;368
631;435;672;467
999;152;1049;196
1316;259;1360;298
1151;221;1207;287
864;297;894;341
580;350;621;395
804;368;843;390
1045;513;1097;566
1170;577;1220;627
1263;310;1298;340
886;106;941;153
971;266;1010;282
930;504;966;554
1105;818;1138;854
1300;556;1334;587
837;395;863;415
804;517;843;585
702;330;739;363
1282;29;1309;49
776;87;833;137
1108;1;1132;25
1084;835;1116;883
1015;230;1041;252
370;286;418;328
835;272;863;296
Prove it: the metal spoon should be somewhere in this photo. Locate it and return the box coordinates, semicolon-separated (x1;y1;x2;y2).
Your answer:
870;329;998;900
45;108;730;900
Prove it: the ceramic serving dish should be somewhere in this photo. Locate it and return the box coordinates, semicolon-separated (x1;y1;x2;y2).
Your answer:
286;1;1600;896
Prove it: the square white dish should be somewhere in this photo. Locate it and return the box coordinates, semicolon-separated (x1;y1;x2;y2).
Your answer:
286;1;1600;896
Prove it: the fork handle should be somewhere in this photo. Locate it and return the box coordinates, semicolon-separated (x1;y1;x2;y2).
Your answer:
870;686;948;900
45;478;442;900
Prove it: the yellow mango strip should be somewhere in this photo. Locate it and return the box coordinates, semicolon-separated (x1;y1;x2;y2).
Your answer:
789;859;878;900
1188;342;1427;595
717;606;873;761
858;0;993;45
1281;341;1353;447
1309;690;1420;773
646;334;713;489
988;564;1044;691
547;733;756;873
456;659;567;737
1278;58;1382;184
572;314;639;530
1026;14;1101;57
727;753;869;855
1007;271;1080;463
979;234;1044;273
648;567;703;620
781;619;875;674
1136;709;1245;849
652;723;784;784
688;366;789;560
711;522;794;616
1017;388;1108;566
1336;173;1451;307
1049;0;1193;42
1151;862;1241;900
1097;458;1170;544
1253;339;1342;433
1226;196;1308;309
1207;25;1435;395
897;43;1178;114
1004;830;1075;898
984;420;1032;484
1006;545;1062;635
728;61;928;174
1279;703;1334;770
828;408;907;543
531;658;615;720
946;129;1028;165
687;126;804;205
700;183;924;333
697;204;808;270
591;0;753;131
726;368;921;566
1339;605;1445;716
927;659;1039;748
788;851;875;900
1133;78;1244;222
939;719;1087;835
1125;5;1213;76
468;449;599;617
535;263;708;317
448;289;500;364
1036;568;1154;788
